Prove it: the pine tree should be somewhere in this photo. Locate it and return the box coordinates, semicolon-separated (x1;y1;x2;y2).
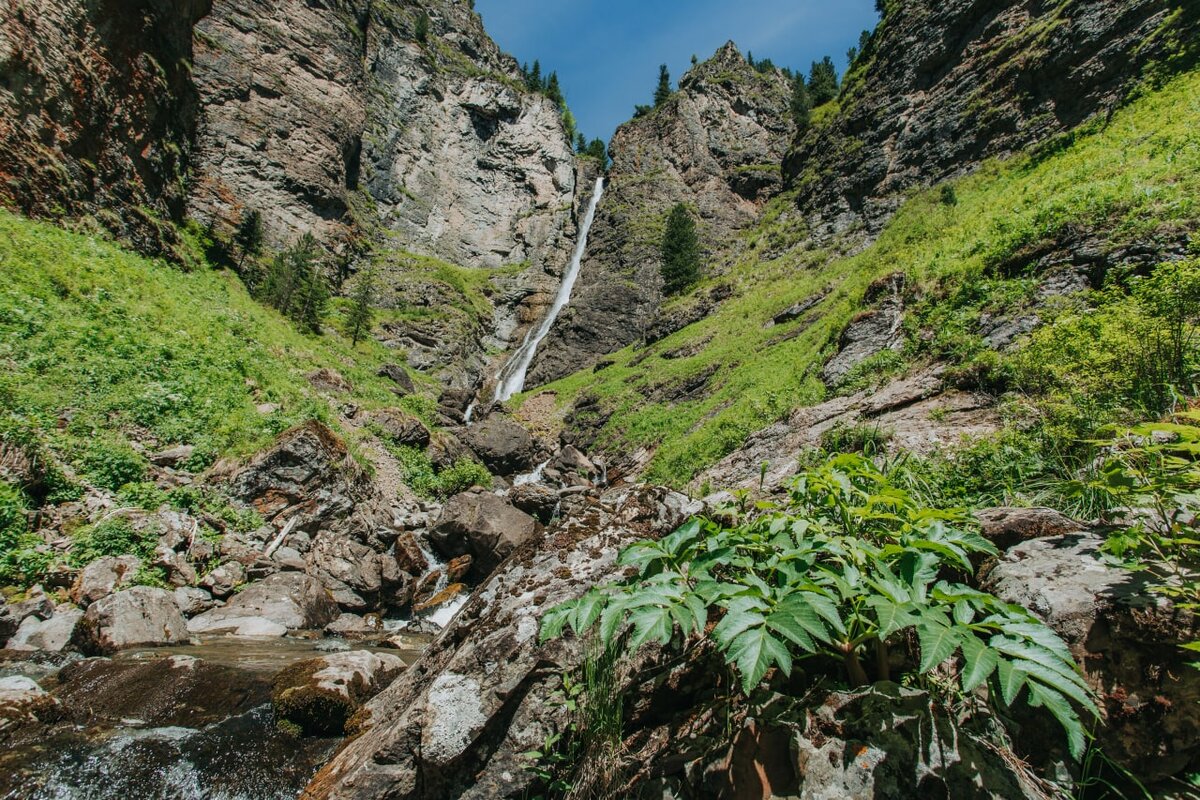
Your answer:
546;71;564;107
528;60;543;92
414;11;430;43
345;267;377;346
233;209;264;270
790;74;812;130
576;132;587;153
660;204;701;296
654;64;672;107
808;56;839;105
585;138;607;163
261;233;328;333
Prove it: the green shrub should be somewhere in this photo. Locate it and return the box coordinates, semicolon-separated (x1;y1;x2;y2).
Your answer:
819;421;893;456
116;481;169;511
68;518;158;567
81;440;147;492
543;454;1097;757
167;485;262;533
0;481;51;587
390;444;492;498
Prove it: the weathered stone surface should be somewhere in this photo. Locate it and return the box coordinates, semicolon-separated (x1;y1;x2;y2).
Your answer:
508;482;558;524
200;560;246;599
822;274;905;385
974;506;1084;552
783;0;1198;237
984;534;1200;784
7;606;84;653
188;573;338;635
0;675;60;735
74;587;189;655
53;653;271;728
306;534;384;610
462;415;536;475
428;490;541;581
323;613;383;640
530;42;796;384
377;364;416;395
0;0;209;256
369;408;431;448
272;650;405;735
226;420;392;545
304;485;701;799
173;586;216;618
65;554;131;607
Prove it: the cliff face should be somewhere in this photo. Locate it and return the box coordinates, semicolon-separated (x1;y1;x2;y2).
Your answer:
526;42;795;387
0;0;211;256
785;0;1200;235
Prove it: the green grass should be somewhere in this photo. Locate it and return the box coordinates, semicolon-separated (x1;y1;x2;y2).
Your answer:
0;211;425;480
525;68;1200;487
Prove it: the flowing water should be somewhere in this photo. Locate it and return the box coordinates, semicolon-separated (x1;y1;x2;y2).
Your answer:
493;177;605;403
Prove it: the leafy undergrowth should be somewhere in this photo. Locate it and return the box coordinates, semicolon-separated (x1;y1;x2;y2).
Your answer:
0;211;428;491
526;68;1200;488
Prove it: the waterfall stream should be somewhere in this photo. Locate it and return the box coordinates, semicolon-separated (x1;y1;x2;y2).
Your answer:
493;176;605;403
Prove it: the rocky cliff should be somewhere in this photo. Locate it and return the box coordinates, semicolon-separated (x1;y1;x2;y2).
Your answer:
785;0;1200;235
0;0;211;256
527;43;796;386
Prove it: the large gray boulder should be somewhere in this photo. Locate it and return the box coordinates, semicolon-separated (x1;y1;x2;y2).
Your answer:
188;573;338;636
0;675;60;734
462;416;536;475
306;534;384;610
7;606;84;652
984;533;1200;785
70;556;141;606
428;490;542;581
73;587;189;655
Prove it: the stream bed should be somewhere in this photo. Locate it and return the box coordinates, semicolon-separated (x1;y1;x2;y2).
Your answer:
0;635;428;800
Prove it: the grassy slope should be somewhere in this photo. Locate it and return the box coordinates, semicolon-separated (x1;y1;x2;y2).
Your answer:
523;69;1200;487
0;212;432;481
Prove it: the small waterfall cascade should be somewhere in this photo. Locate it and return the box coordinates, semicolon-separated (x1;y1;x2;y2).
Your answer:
493;176;605;403
384;535;467;630
511;459;550;488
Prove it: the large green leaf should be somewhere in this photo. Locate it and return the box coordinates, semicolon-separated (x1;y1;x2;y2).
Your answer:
959;635;999;692
726;626;792;693
916;617;961;673
867;595;919;639
712;606;766;649
628;605;675;649
1026;682;1087;759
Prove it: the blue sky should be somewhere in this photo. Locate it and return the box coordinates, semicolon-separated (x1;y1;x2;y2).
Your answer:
473;0;880;144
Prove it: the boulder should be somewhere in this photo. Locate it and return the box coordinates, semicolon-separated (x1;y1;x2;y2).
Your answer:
428;490;542;581
983;533;1200;785
272;650;406;735
226;420;392;545
307;368;353;394
188;573;338;636
173;586;216;617
0;675;61;734
324;613;383;640
149;444;196;468
6;606;83;652
974;506;1083;552
377;364;416;395
306;534;383;610
74;587;189;655
427;432;471;472
508;482;558;523
1;589;55;644
369;409;431;448
201;561;246;599
53;654;271;728
153;546;198;587
71;556;141;606
462;415;536;475
393;531;430;576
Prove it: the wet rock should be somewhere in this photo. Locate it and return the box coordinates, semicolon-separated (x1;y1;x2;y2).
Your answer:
73;587;189;655
444;556;472;585
369;408;431;448
508;482;559;524
462;415;536;475
7;606;84;653
153;546;198;587
412;584;466;615
393;531;430;576
304;485;699;799
983;534;1200;784
1;588;55;644
0;675;61;735
377;365;416;395
54;653;271;728
428;490;542;581
188;573;339;636
201;561;246;599
69;556;139;606
272;650;405;736
173;587;216;618
324;613;383;640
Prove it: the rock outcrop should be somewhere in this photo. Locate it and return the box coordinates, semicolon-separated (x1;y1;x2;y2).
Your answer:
271;649;405;735
73;587;189;654
187;572;339;636
428;490;541;581
529;42;796;384
784;0;1200;235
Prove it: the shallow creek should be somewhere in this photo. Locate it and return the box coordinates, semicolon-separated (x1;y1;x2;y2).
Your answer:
0;635;429;800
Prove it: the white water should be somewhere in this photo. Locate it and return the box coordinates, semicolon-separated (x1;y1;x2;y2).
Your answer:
493;176;605;402
512;459;550;488
463;401;477;425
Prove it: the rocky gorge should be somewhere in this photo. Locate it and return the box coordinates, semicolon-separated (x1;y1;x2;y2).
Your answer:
2;0;1200;798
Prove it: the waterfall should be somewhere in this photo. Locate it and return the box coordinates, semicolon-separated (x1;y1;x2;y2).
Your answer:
493;176;605;402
